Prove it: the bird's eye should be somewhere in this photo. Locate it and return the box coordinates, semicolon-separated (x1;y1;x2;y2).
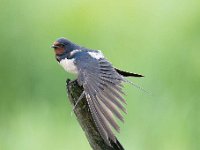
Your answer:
57;44;64;48
53;44;65;55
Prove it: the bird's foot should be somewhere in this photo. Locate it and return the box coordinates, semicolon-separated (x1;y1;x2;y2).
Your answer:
71;91;85;115
66;79;71;85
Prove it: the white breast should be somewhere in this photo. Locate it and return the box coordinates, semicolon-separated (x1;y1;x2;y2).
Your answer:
59;58;78;74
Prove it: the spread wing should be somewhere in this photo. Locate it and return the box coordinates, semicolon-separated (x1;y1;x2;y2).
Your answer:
75;52;126;145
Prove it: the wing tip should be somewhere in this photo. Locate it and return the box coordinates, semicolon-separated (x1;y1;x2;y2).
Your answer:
110;137;125;150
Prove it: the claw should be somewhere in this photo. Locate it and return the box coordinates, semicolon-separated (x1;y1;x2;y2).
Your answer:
71;91;85;113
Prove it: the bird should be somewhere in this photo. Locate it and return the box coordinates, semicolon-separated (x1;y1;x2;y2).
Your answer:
52;37;144;150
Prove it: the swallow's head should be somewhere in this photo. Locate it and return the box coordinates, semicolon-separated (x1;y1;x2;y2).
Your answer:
51;37;79;56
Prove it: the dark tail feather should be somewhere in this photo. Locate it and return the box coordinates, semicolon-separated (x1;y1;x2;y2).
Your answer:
115;68;144;77
110;138;125;150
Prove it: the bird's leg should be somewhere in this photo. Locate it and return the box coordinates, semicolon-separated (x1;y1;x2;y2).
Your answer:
66;79;71;84
72;91;85;112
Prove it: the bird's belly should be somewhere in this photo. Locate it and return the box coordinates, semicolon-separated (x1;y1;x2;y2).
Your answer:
59;58;78;74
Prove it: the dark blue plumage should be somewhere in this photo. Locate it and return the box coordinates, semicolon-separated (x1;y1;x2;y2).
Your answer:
52;37;143;150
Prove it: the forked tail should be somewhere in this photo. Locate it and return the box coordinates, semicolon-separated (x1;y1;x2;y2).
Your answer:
115;68;144;77
115;68;149;94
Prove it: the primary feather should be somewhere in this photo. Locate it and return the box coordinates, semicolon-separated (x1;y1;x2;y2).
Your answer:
74;51;126;146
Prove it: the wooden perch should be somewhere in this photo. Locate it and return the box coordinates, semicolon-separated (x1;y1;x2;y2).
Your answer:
66;79;117;150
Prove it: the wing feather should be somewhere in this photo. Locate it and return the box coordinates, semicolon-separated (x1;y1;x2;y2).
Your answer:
86;85;116;142
86;81;117;124
87;71;127;112
75;53;126;145
97;92;125;122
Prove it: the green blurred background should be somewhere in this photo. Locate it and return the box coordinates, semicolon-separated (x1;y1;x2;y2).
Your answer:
0;0;199;150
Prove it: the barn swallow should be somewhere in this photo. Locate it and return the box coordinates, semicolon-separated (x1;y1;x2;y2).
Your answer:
52;37;144;150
